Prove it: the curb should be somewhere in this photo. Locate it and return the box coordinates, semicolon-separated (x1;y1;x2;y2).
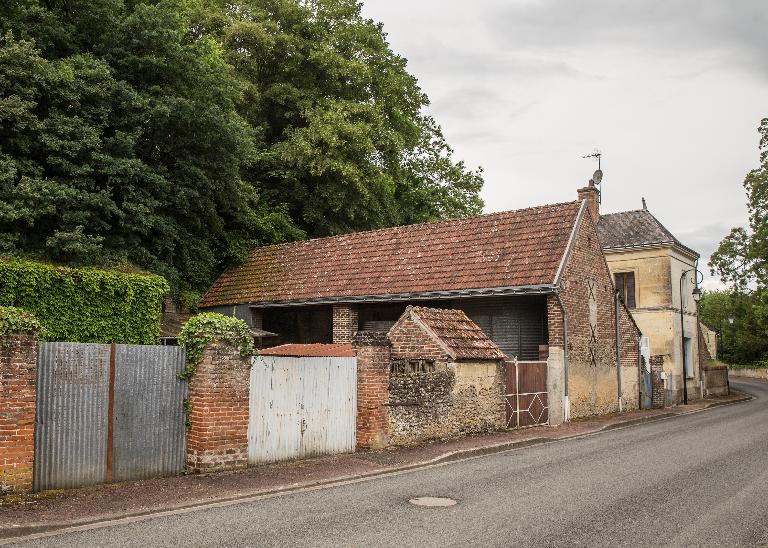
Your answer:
0;394;752;543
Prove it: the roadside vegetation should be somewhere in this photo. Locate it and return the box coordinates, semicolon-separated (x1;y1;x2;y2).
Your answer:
706;117;768;368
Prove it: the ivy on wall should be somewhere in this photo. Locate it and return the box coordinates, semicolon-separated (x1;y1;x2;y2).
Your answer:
0;306;44;343
177;313;255;380
0;259;169;344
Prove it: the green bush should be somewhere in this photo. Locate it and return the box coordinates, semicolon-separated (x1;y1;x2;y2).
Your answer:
177;313;255;380
0;306;43;342
0;259;168;344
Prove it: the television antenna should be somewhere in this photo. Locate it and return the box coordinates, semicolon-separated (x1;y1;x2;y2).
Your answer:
582;149;603;204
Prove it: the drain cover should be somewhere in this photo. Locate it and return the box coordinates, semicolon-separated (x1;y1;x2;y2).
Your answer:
408;497;457;507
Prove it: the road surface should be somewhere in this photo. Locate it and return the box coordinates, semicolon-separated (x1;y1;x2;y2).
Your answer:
14;378;768;547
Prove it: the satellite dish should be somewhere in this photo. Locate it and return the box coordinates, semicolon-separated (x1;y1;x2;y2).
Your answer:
592;169;603;185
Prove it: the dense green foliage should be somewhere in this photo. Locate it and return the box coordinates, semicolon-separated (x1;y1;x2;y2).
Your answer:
0;259;168;343
0;306;43;341
707;118;768;366
699;290;768;366
0;0;484;295
177;312;255;379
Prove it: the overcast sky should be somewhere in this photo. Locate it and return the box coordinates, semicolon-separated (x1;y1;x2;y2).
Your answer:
360;0;767;290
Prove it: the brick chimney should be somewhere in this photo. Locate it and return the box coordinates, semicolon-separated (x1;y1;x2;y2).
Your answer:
577;181;600;224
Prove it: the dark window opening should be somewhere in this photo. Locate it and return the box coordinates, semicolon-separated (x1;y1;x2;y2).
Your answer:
615;272;636;308
262;306;332;345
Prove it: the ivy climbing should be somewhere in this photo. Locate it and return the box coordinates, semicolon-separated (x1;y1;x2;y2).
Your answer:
0;259;168;344
177;313;255;380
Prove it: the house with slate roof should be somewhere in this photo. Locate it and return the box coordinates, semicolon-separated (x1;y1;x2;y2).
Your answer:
202;184;642;423
590;190;704;404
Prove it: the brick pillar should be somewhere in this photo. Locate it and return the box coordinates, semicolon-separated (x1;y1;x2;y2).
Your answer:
186;342;250;473
353;332;390;450
333;304;359;344
0;332;38;494
650;355;665;409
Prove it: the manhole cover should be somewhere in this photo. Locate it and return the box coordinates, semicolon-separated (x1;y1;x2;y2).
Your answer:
408;497;457;507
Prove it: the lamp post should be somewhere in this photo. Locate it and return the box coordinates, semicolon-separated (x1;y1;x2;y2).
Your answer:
680;268;703;405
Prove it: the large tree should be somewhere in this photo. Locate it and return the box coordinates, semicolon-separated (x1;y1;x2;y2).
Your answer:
708;118;768;364
710;118;768;290
0;0;484;294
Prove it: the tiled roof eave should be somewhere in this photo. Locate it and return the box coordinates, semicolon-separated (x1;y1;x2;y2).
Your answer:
241;283;559;308
601;240;699;259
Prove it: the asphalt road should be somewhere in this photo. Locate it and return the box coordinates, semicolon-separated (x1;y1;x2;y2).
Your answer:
14;378;768;548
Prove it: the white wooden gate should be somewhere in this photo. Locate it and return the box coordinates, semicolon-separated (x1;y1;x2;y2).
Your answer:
248;355;357;464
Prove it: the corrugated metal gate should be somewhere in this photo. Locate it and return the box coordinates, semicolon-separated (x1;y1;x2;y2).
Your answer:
505;361;549;428
34;342;187;491
248;355;356;464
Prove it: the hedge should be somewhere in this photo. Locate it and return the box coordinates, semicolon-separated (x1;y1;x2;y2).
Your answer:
0;259;169;344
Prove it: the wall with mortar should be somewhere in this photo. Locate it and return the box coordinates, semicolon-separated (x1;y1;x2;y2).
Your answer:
559;208;640;418
186;341;250;473
729;368;768;381
0;332;37;494
387;361;505;446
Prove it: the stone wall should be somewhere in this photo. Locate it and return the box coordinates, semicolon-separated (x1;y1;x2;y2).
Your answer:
729;368;768;381
186;342;251;473
0;332;38;494
702;365;729;396
387;361;505;446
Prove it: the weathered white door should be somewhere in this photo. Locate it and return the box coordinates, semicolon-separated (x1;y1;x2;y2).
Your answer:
248;355;357;464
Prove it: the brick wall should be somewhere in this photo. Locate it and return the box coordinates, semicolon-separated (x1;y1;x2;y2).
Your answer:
650;355;665;408
388;316;447;363
0;332;38;494
557;207;639;418
352;332;390;450
186;342;251;473
333;304;359;344
618;301;641;408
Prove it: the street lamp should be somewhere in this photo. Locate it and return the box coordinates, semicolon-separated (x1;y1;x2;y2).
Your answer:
680;268;703;405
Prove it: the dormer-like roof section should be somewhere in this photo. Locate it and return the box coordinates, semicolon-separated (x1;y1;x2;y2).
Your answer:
201;201;583;307
403;306;505;361
597;209;698;258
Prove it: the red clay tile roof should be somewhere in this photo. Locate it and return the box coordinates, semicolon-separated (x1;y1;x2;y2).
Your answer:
407;306;504;361
258;343;355;358
201;201;583;307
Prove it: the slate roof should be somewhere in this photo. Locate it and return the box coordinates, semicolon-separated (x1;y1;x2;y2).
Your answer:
597;209;698;257
201;201;583;307
406;306;505;361
258;343;355;358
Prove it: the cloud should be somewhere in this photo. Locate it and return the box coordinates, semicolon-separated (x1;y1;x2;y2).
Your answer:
484;0;768;77
409;48;587;80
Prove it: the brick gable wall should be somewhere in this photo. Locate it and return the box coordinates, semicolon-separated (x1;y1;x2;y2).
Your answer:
558;210;641;418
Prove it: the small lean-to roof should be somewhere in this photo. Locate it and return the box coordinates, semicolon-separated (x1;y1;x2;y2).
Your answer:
597;209;699;257
201;201;583;307
258;343;355;358
404;306;505;361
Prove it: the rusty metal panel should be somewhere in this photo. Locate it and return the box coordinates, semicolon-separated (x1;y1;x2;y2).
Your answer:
34;343;111;491
504;361;548;429
112;345;187;482
248;356;356;464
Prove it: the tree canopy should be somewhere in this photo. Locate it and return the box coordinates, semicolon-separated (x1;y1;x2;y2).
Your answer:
707;117;768;365
0;0;484;296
